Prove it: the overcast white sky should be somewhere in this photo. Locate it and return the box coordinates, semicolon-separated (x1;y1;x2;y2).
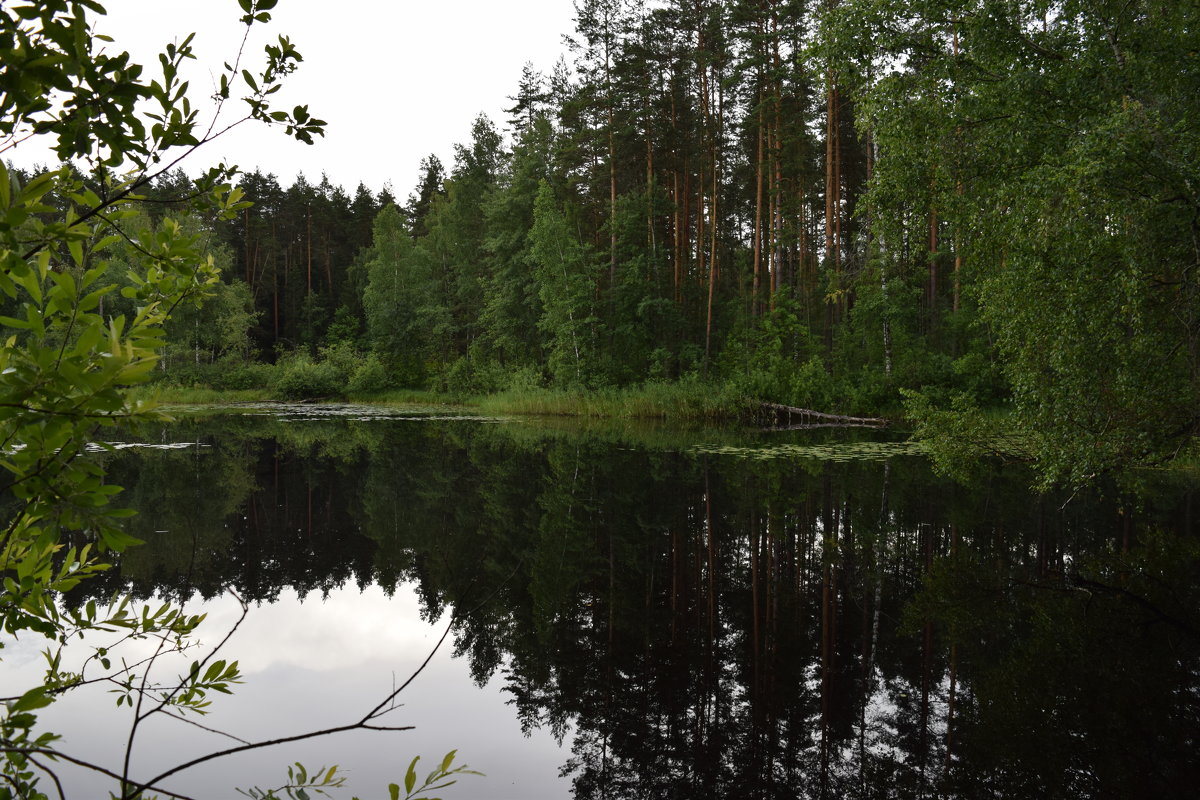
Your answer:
6;0;578;197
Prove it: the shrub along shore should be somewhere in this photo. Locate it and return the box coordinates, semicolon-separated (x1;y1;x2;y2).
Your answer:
137;371;766;424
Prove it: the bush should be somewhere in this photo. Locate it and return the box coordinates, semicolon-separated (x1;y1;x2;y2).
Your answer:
318;341;362;384
152;358;210;388
275;355;344;400
504;364;546;392
437;356;508;397
902;389;1025;483
348;353;393;394
215;359;277;391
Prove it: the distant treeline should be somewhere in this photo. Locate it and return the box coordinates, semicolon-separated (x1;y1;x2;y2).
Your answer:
9;0;1197;484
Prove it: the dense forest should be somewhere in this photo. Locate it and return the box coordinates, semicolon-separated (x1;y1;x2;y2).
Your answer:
12;0;1197;484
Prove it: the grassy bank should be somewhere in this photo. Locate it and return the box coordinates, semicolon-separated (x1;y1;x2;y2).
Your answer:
136;379;758;422
469;381;752;422
129;386;275;405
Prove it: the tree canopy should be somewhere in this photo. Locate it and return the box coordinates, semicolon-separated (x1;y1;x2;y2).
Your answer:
171;0;1193;485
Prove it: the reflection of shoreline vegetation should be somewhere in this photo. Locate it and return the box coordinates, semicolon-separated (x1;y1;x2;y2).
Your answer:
905;530;1200;797
78;413;1200;798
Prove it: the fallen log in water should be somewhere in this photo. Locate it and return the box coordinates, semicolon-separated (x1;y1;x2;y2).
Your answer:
758;401;888;428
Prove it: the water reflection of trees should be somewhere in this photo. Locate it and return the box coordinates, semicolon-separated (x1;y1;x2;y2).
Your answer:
83;416;1200;798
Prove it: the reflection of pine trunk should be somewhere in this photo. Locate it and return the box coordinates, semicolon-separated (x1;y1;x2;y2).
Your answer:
603;528;614;789
860;463;889;778
671;523;681;643
870;464;888;676
946;641;958;772
919;524;934;788
820;468;836;795
749;505;764;782
1037;498;1047;578
765;508;777;787
946;523;959;772
751;509;761;708
766;507;777;673
704;461;720;781
705;464;717;673
820;553;832;794
920;619;932;787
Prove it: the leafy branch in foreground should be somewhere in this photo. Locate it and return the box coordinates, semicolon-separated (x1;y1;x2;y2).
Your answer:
236;751;482;800
0;1;475;798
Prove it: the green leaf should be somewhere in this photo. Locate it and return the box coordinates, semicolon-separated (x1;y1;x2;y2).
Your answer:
404;756;418;795
11;686;53;712
67;237;84;268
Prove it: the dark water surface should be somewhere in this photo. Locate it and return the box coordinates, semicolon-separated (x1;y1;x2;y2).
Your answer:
56;406;1200;797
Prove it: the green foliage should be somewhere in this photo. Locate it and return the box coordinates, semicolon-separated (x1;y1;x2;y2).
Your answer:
420;116;505;361
0;4;485;799
214;357;278;391
362;204;446;385
347;352;393;395
529;181;601;387
324;304;362;348
835;0;1200;483
902;389;1028;484
475;375;747;421
389;751;483;800
274;352;344;400
720;293;836;410
476;116;553;368
239;750;484;800
238;762;348;800
67;0;1194;489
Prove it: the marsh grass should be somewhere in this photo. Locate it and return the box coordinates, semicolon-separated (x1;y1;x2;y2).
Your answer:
347;388;452;406
471;380;751;421
130;386;275;405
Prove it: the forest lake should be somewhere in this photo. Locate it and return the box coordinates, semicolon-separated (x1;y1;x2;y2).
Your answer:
4;403;1197;799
